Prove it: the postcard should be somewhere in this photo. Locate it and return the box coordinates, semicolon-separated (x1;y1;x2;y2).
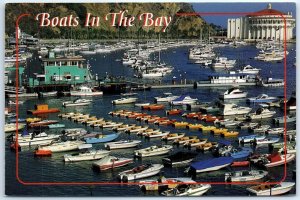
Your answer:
5;1;296;197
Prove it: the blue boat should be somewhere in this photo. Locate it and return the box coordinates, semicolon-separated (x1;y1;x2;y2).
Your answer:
189;157;234;173
230;147;253;159
85;133;119;144
8;118;26;123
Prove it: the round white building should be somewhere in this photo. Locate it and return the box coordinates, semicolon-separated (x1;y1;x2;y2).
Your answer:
227;3;295;41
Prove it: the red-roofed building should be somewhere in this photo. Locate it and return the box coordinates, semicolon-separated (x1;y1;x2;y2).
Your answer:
227;3;295;41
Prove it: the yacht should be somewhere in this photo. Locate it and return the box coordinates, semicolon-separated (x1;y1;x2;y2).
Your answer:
70;86;103;96
247;108;276;120
237;65;261;74
220;88;248;99
222;104;252;116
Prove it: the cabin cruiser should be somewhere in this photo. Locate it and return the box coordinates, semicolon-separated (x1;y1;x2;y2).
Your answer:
170;95;198;106
70;86;103;96
220;88;248;99
222;104;252;116
246;108;276;120
112;97;138;105
247;94;277;103
155;93;179;102
237;65;261;74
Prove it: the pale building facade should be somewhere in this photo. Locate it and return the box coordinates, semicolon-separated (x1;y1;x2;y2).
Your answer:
227;4;295;41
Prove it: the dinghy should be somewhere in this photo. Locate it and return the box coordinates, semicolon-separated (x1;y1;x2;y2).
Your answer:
104;140;141;150
118;164;164;182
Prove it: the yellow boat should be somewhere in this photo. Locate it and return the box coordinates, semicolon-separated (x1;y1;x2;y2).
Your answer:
221;131;239;137
196;142;218;151
200;126;217;132
172;122;189;128
186;123;203;129
184;138;207;147
26;117;41;123
173;136;197;144
212;128;228;135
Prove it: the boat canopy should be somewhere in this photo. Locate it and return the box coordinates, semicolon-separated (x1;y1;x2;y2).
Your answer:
190;157;234;170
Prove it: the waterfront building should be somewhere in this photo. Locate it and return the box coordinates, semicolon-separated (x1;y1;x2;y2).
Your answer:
227;4;295;41
29;52;92;88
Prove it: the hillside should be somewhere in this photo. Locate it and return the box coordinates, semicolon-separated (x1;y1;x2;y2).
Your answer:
5;3;213;39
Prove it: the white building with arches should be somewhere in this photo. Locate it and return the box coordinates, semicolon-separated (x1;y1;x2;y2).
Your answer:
227;4;295;41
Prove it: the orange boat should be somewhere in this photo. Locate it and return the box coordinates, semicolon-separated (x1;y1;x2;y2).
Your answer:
158;119;176;126
34;149;52;157
147;104;165;110
27;104;60;115
182;112;201;119
203;115;219;122
231;161;250;167
166;109;182;115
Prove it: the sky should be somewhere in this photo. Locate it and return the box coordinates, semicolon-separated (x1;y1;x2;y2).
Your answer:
192;2;296;28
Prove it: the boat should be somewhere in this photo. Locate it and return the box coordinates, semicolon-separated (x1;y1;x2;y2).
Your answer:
184;138;208;147
221;131;239;137
38;140;85;152
120;92;137;97
62;98;92;107
251;125;271;133
212;57;236;69
173;136;198;145
161;183;211;196
27;104;60;115
112;97;138;105
254;137;280;145
220;88;248;99
188;157;234;173
155;93;179;102
85;133;119;144
196;142;218;151
26;117;41;123
64;144;110;162
16;131;60;147
237;65;261;74
230;161;250;167
145;131;170;138
166;109;182;115
246;182;295;196
92;156;133;171
186;123;203;130
118;164;164;182
39;91;58;97
34;149;52;157
238;135;266;144
246;108;276;120
172;122;189;128
135;102;150;107
247;94;278;103
225;170;268;182
273;115;296;124
28;120;58;128
162;152;197;167
161;133;185;141
134;145;173;158
70;86;103;96
138;177;193;191
8;100;24;105
144;104;165;110
229;147;253;159
47;124;65;129
250;153;295;168
170;95;198;106
261;78;284;87
104;140;141;150
222;104;252;116
266;128;285;135
4;123;26;133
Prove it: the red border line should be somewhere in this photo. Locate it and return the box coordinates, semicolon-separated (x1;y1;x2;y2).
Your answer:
14;11;288;186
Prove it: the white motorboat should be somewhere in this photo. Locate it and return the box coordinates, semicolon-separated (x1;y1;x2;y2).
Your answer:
247;108;276;120
4;123;26;133
8;100;24;105
70;86;103;96
118;164;164;181
222;104;252;116
237;65;261;74
220;88;248;99
247;94;277;103
266;128;285;135
38;140;85;152
162;183;211;196
225;170;268;182
212;57;236;69
112;97;138;105
104;140;141;150
273;115;296;124
170;95;198;106
247;182;295;196
62;98;92;107
261;78;284;87
64;144;110;162
155;93;179;102
255;137;280;145
135;102;150;107
15;132;60;147
134;145;173;157
92;156;133;171
251;125;271;133
145;131;170;138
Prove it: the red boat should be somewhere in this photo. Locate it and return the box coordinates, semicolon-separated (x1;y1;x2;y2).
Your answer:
147;104;165;111
166;109;182;115
231;161;250;167
27;104;60;115
34;149;52;157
